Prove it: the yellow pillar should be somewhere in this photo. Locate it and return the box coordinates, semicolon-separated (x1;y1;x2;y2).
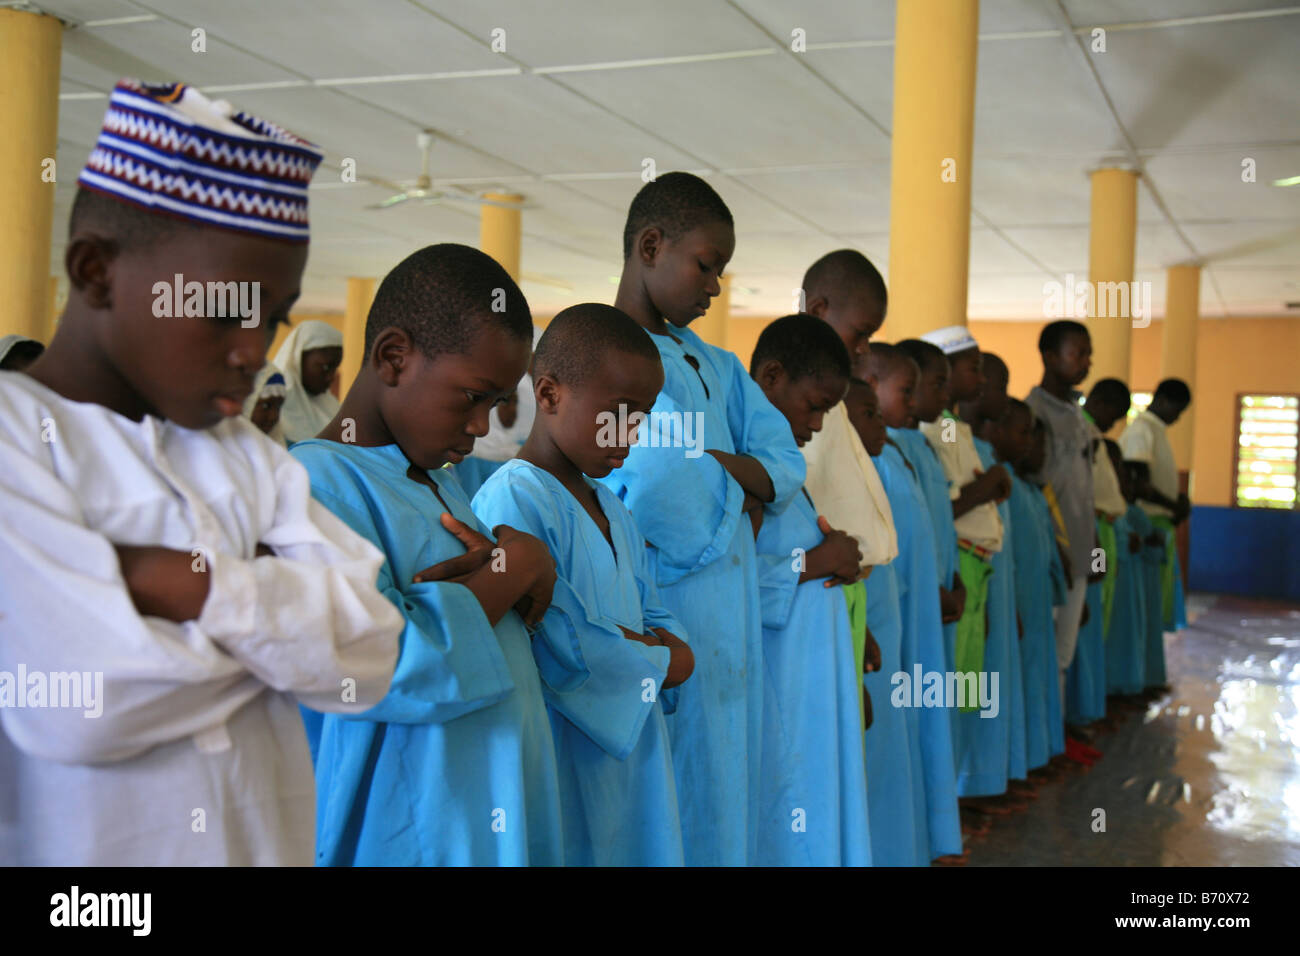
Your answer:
479;193;523;282
886;0;979;339
338;277;375;397
0;10;62;341
1161;264;1200;470
693;274;730;350
1085;168;1139;389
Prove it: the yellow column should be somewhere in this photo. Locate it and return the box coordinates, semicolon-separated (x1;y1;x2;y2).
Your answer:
1085;168;1139;388
338;277;375;397
693;274;730;351
1161;264;1199;470
0;10;62;341
886;0;979;339
479;193;523;282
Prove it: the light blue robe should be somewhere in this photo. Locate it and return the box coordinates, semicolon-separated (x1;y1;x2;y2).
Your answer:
753;487;872;866
452;456;505;500
891;426;962;770
862;556;928;865
472;459;684;866
875;440;963;859
597;325;805;866
291;440;563;866
1105;507;1146;696
891;427;959;675
952;439;1023;795
1007;473;1067;769
1066;573;1107;723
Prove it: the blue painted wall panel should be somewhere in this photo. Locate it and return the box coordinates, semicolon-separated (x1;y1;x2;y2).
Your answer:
1188;506;1300;601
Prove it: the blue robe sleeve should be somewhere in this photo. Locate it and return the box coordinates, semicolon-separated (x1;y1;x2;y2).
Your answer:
304;486;515;725
606;384;746;586
473;472;672;759
722;348;806;514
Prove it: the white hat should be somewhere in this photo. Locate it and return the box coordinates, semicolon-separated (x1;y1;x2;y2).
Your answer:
918;325;979;356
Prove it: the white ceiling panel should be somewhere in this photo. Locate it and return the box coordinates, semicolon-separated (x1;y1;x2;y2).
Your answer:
554;54;892;169
411;0;775;65
1089;17;1299;151
124;0;503;79
32;0;1300;321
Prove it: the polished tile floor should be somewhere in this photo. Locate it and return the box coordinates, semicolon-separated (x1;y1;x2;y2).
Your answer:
970;593;1300;866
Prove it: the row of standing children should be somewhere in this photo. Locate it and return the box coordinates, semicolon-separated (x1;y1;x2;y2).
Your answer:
0;78;1187;866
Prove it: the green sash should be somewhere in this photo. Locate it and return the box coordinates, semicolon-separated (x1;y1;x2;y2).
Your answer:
1150;514;1177;623
1097;517;1117;639
843;580;868;732
955;548;993;712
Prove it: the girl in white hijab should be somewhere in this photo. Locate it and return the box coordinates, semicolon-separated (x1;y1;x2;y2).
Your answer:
242;364;289;445
272;320;343;444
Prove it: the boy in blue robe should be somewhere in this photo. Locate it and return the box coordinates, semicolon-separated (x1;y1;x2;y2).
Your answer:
867;345;966;863
893;339;966;682
292;244;566;866
842;377;930;864
991;400;1067;774
747;315;872;867
1122;461;1166;692
472;304;695;867
961;353;1033;812
597;173;806;865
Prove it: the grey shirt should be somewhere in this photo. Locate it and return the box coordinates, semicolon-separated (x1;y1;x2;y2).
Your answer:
1026;385;1095;577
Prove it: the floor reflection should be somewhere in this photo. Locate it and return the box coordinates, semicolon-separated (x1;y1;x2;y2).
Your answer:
970;593;1300;866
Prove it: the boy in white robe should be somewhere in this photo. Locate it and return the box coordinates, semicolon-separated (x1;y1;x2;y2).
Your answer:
0;80;402;866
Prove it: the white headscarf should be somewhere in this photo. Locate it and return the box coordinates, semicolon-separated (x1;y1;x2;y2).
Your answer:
471;404;530;462
0;334;41;367
469;324;543;462
470;323;540;463
272;320;342;443
242;364;289;445
801;402;899;567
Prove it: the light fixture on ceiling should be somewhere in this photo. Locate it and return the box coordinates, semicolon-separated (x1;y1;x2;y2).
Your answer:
1273;175;1300;187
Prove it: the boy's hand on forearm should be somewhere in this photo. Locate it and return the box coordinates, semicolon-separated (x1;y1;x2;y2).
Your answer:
650;627;695;688
981;465;1012;502
494;527;556;629
802;516;862;586
413;513;496;583
115;544;211;623
435;518;556;628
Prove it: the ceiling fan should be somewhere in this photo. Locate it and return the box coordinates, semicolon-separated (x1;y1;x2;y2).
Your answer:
366;130;526;211
362;130;572;293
